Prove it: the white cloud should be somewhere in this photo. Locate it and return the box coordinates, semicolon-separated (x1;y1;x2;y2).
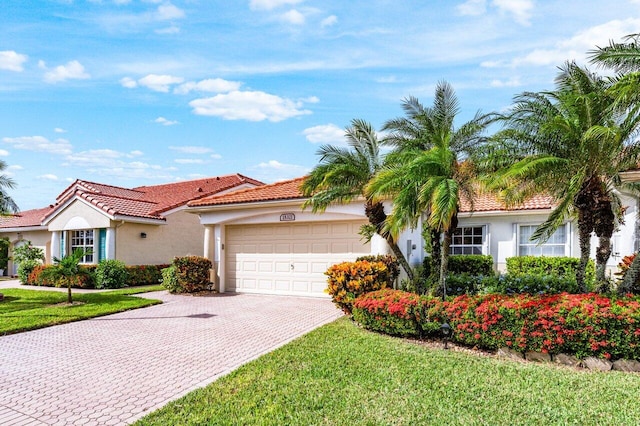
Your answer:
155;25;180;34
120;76;138;88
280;9;305;25
43;60;90;83
301;96;319;103
485;18;640;68
0;149;9;156
37;174;58;181
492;0;533;26
0;50;28;72
189;90;313;122
302;124;345;144
249;0;304;11
54;128;67;133
8;165;23;171
3;136;73;155
174;78;242;94
138;74;184;92
457;0;486;16
252;159;310;182
490;77;522;87
211;153;222;159
174;158;206;164
376;75;398;83
169;146;213;154
320;15;337;27
156;3;185;20
154;116;179;126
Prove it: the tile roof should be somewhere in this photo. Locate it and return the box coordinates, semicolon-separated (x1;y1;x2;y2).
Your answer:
190;176;554;213
459;193;554;213
189;177;306;207
42;174;263;223
0;206;53;229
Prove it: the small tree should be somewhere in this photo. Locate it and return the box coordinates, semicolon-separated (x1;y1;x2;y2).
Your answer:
42;249;90;303
13;241;45;284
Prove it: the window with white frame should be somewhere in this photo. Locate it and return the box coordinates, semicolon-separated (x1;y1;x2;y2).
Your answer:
70;230;94;263
450;226;486;255
518;224;567;256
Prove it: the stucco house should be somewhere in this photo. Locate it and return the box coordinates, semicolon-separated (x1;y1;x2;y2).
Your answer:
188;177;639;297
0;174;262;275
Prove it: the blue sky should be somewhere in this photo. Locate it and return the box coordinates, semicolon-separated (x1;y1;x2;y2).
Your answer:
0;0;636;210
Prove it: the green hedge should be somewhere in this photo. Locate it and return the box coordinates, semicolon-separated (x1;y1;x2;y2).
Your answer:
506;256;595;284
171;256;212;293
353;289;640;360
126;264;169;286
448;255;494;275
25;263;170;289
27;264;97;288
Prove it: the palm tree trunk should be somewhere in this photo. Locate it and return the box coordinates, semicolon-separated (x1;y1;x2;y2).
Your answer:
365;201;414;280
576;213;592;293
67;283;72;304
439;227;452;300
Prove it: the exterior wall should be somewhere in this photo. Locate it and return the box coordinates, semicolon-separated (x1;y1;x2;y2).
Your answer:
115;209;204;265
47;200;111;231
0;230;51;275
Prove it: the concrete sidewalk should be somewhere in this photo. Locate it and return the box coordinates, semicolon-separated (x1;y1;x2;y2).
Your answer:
0;291;343;425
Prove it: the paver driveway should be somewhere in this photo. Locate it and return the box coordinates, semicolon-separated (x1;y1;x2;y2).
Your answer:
0;291;343;425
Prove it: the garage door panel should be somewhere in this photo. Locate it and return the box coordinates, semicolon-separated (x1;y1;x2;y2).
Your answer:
226;220;370;297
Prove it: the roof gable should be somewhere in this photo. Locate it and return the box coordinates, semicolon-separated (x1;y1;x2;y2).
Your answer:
0;206;53;229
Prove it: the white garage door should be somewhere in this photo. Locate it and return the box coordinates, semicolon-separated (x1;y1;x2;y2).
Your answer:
226;221;370;297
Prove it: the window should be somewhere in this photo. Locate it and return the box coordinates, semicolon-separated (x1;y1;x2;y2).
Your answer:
518;224;566;256
70;230;94;263
450;226;485;255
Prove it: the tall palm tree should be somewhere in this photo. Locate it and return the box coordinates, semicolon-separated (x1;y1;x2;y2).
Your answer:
483;62;640;291
368;82;491;297
300;119;413;279
590;33;640;293
0;159;18;214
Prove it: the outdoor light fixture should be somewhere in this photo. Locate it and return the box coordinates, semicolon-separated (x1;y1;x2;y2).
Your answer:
140;232;147;239
441;322;451;350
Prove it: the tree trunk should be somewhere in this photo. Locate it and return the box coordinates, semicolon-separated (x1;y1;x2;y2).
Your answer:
593;190;615;292
595;235;612;292
67;283;72;304
576;213;592;293
365;200;414;281
429;228;442;288
439;227;452;301
574;179;598;293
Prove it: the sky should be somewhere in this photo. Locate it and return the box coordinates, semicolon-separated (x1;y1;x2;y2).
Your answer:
0;0;638;210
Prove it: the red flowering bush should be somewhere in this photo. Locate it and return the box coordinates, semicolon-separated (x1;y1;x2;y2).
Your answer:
126;264;169;286
28;264;96;288
172;256;212;293
352;290;640;360
325;260;395;314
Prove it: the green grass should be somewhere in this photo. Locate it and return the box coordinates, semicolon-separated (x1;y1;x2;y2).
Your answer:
105;284;165;295
0;288;162;335
137;317;640;426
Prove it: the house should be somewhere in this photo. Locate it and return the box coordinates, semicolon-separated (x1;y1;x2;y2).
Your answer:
0;174;262;275
188;177;639;297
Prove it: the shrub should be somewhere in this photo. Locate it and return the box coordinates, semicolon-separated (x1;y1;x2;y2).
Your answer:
28;264;96;289
506;256;595;287
448;255;494;275
356;255;400;282
491;274;579;295
172;256;212;293
325;260;395;314
616;254;640;295
126;264;168;286
351;289;640;361
446;273;500;296
18;259;42;284
161;266;180;293
95;259;129;289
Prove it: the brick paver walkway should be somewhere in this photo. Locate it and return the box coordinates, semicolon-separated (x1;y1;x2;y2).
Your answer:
0;291;343;425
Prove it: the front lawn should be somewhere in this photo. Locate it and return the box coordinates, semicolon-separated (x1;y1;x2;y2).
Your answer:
136;317;640;425
0;287;162;335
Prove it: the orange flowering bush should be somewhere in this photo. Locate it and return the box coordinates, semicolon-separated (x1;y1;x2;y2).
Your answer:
325;260;395;314
352;289;640;360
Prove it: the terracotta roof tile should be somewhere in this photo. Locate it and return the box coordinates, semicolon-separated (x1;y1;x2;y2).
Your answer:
189;177;305;207
459;193;554;213
0;206;53;229
43;173;263;223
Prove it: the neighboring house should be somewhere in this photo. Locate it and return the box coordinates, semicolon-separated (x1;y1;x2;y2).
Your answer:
0;174;262;274
188;177;640;297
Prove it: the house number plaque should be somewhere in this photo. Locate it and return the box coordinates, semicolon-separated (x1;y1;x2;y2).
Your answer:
280;213;295;222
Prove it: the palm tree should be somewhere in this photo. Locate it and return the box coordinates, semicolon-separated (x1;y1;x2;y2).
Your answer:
43;249;90;303
483;62;640;292
0;159;18;214
368;82;491;298
590;34;640;293
300;119;413;279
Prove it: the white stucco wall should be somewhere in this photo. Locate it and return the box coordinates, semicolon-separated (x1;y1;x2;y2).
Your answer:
0;230;51;275
47;200;111;231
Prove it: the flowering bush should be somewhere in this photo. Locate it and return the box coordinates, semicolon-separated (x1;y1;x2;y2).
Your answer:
27;264;96;288
352;289;640;361
172;256;212;293
325;260;395;314
126;264;169;286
